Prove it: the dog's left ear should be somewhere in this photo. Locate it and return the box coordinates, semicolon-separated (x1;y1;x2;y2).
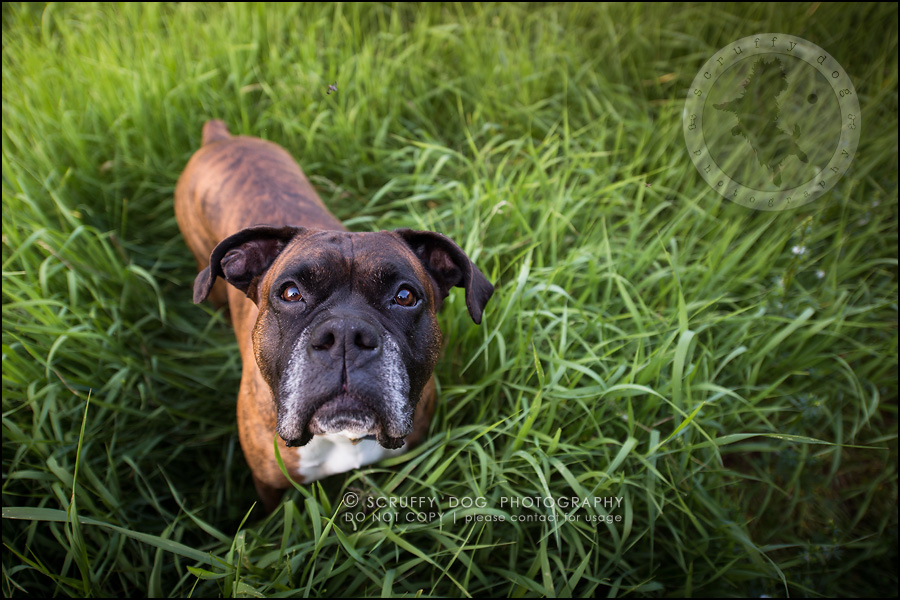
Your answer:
394;229;494;324
194;225;301;304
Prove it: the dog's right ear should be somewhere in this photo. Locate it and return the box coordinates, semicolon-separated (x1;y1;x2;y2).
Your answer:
193;225;301;304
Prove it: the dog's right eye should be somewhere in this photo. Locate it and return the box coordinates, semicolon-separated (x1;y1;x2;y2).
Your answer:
280;284;303;302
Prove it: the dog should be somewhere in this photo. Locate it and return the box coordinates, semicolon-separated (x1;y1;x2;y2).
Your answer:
175;120;493;512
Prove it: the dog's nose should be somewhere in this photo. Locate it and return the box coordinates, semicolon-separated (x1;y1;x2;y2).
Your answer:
308;316;382;365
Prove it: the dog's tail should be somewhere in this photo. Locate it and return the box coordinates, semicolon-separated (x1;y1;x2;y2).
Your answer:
202;120;231;145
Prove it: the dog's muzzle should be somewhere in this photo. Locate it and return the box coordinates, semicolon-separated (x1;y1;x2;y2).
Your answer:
276;320;412;449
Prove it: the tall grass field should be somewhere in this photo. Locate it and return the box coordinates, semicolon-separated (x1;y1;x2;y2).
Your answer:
3;2;897;597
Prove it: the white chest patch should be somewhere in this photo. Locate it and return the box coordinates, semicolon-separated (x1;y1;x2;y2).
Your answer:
296;431;407;482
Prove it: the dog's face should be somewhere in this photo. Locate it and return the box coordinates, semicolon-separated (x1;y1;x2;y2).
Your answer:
193;227;492;449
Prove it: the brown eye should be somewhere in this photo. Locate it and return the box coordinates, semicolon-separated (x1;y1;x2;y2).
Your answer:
281;284;303;302
394;286;418;307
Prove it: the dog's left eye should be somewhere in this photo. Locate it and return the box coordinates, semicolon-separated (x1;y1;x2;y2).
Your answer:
393;286;418;307
281;284;303;302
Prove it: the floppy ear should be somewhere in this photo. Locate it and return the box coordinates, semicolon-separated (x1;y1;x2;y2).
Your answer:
193;225;301;304
393;229;494;324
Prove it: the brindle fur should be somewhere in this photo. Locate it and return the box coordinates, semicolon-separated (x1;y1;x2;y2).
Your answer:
175;121;487;512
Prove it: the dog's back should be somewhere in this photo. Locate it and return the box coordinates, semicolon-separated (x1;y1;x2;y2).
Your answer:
175;120;343;308
175;120;343;266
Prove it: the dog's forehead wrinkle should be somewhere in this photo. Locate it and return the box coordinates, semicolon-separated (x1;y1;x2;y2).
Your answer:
275;238;350;285
353;238;421;279
287;232;423;298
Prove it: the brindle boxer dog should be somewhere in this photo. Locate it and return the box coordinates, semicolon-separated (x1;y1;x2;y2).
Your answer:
175;120;493;512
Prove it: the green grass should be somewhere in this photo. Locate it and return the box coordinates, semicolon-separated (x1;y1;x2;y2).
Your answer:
2;2;897;597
